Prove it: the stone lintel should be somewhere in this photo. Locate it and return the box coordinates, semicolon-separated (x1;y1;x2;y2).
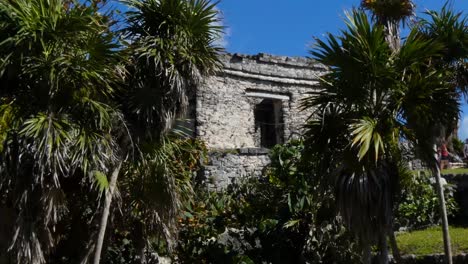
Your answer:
210;148;270;156
238;147;270;155
223;69;319;87
245;91;290;100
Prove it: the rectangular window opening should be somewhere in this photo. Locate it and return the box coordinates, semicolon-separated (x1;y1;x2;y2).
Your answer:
254;99;284;148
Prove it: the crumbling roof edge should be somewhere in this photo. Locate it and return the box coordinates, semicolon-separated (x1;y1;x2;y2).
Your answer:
214;52;325;86
220;52;327;70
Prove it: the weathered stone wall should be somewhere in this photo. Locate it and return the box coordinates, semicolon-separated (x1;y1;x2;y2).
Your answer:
203;149;270;189
195;53;324;186
196;53;324;149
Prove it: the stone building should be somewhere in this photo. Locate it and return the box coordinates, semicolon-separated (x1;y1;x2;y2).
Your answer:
192;53;325;187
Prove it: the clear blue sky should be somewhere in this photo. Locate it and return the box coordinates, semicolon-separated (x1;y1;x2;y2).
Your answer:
217;0;468;138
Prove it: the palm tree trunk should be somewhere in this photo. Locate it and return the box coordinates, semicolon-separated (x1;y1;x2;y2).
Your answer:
136;222;147;264
80;241;95;264
433;145;453;264
379;233;389;264
383;19;400;52
389;230;402;263
93;162;122;264
363;242;372;264
138;246;146;264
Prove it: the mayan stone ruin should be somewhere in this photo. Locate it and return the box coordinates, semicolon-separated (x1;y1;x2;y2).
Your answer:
190;53;326;188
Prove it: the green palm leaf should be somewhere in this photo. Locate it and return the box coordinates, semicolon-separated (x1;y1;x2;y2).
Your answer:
351;117;385;161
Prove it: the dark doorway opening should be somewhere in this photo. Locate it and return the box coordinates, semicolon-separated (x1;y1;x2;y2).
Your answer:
254;99;284;148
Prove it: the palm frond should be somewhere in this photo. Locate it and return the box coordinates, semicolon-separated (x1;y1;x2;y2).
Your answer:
351;117;385;161
361;0;415;22
303;7;463;256
0;0;122;262
118;136;206;252
121;0;223;141
417;4;468;94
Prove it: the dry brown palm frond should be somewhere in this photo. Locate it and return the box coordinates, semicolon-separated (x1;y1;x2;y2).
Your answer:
361;0;415;22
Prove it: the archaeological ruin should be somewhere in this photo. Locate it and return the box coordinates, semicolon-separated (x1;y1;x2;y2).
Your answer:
190;53;326;187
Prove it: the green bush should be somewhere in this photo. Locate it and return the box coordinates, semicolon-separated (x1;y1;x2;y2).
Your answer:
175;140;360;263
102;138;208;263
396;171;458;229
452;137;464;157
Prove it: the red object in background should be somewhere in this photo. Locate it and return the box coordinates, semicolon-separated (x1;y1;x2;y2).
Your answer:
441;144;449;158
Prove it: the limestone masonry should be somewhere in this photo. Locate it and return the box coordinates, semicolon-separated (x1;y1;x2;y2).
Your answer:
193;53;325;188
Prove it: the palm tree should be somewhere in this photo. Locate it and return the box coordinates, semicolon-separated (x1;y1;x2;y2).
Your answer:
303;9;460;264
115;136;206;263
0;0;222;262
360;2;415;262
91;0;224;263
361;0;415;51
0;0;121;263
409;6;467;264
363;2;467;263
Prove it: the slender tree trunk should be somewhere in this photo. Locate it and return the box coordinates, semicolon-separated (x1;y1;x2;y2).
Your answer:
381;18;400;263
379;233;389;264
138;245;146;264
433;145;453;264
80;241;95;264
136;222;147;264
93;162;122;264
363;242;372;264
383;19;400;52
389;230;402;263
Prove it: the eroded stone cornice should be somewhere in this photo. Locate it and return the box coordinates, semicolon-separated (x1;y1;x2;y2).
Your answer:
218;53;326;86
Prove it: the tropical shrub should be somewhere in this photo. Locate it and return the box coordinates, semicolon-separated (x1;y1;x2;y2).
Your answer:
101;137;208;263
175;140;360;264
396;171;458;229
0;1;121;262
0;0;223;262
302;5;467;262
451;137;464;157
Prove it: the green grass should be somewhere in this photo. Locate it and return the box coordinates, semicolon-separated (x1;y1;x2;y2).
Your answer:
412;168;468;175
396;226;468;255
441;168;468;175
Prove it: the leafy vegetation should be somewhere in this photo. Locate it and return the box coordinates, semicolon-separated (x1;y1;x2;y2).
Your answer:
0;1;121;262
397;171;458;229
102;138;208;263
173;140;462;263
451;138;464;157
176;140;360;264
0;0;223;263
0;0;466;263
303;2;467;263
304;9;448;264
